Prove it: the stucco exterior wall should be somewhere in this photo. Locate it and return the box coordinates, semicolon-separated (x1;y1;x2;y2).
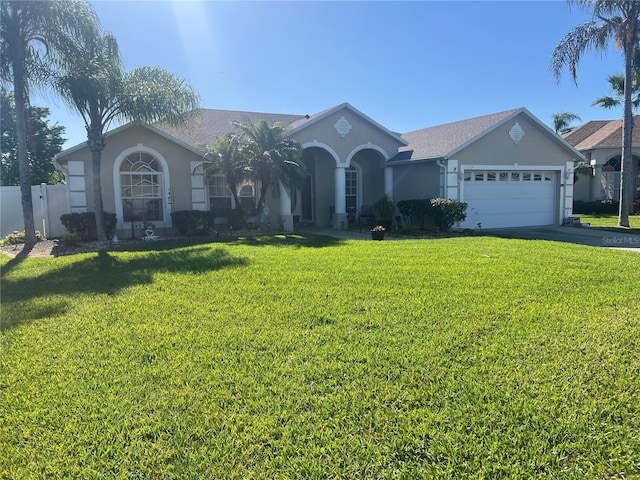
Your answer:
392;162;441;202
291;107;403;165
57;126;203;225
453;114;578;167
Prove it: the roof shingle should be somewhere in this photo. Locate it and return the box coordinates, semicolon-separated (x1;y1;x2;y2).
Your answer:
396;108;521;160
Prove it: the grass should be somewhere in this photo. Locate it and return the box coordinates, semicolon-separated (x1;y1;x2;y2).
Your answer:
577;214;640;234
1;235;639;479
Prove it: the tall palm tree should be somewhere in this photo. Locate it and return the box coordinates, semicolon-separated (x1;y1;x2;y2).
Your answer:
552;0;640;226
1;0;99;248
552;111;582;133
234;119;304;213
53;33;201;240
202;134;247;209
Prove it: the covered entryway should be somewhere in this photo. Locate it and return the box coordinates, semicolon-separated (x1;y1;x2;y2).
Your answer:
461;170;557;228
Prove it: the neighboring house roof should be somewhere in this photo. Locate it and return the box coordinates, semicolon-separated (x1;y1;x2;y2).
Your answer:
562;116;640;150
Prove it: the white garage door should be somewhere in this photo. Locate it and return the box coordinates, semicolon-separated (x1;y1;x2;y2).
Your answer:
461;170;556;229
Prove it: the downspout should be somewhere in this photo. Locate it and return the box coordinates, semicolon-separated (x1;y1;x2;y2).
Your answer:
436;159;446;198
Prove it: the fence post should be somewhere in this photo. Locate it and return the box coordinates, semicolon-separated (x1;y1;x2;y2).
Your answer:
39;183;49;238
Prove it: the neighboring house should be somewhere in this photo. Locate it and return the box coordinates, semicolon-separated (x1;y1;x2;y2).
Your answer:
562;118;640;204
54;103;582;235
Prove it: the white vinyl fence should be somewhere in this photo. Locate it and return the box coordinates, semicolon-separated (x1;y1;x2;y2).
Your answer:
1;184;72;239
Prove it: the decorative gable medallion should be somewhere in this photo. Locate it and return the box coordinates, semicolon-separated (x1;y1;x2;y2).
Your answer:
509;122;525;144
334;116;352;138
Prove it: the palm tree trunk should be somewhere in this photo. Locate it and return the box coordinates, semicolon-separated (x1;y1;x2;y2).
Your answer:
88;130;107;241
619;43;634;227
12;56;37;248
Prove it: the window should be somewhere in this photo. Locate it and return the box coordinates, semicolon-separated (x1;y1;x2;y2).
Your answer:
499;172;509;182
487;172;496;181
345;166;358;213
120;152;164;222
511;172;520;181
522;172;531;181
474;172;485;182
238;183;256;214
208;174;232;217
534;173;543;181
464;172;472;182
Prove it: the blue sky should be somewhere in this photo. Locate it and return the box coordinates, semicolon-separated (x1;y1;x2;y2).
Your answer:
36;0;627;149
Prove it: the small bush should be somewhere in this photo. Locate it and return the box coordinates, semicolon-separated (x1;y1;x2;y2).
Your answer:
60;212;117;240
1;230;43;246
397;199;430;228
171;210;215;236
573;200;619;214
227;208;247;230
428;198;468;232
397;198;467;232
62;233;81;245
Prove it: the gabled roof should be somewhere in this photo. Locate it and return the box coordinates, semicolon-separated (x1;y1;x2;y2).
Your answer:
395;109;520;161
562;116;640;150
287;102;408;146
393;107;584;162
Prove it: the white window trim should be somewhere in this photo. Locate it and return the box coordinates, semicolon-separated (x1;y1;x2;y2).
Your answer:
113;145;171;229
346;161;363;211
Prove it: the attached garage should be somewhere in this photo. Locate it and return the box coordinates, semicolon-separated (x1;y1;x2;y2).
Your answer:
394;108;583;230
461;169;557;228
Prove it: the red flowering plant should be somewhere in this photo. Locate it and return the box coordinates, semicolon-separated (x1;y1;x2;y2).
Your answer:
371;225;386;232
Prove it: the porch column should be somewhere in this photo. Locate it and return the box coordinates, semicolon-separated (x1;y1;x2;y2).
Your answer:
334;166;347;229
384;167;393;199
279;180;293;232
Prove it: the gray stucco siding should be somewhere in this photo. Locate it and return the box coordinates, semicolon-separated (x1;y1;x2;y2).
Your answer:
454;115;575;168
392;162;441;202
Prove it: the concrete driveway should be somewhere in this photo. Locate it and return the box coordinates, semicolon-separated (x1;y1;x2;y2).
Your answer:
484;225;640;251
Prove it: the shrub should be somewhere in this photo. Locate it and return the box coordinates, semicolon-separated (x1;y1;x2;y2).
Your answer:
62;233;81;245
1;230;43;246
428;198;467;232
397;198;467;232
573;200;619;214
227;208;247;230
60;212;117;240
397;199;430;228
171;210;215;235
372;195;395;221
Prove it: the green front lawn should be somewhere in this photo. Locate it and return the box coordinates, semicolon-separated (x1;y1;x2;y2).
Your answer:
2;236;639;479
578;214;640;234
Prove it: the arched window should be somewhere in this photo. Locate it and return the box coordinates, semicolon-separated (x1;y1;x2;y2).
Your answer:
120;152;164;222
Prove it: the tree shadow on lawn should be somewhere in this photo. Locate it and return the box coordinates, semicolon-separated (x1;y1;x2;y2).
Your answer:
231;234;346;248
1;246;249;331
103;234;345;254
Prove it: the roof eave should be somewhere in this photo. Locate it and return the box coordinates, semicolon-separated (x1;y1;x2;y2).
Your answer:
55;122;205;161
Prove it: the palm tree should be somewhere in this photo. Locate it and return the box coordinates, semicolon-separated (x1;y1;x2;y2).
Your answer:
234;119;304;213
202;134;247;209
592;71;640;109
53;33;201;240
1;0;99;248
551;0;640;226
552;111;582;133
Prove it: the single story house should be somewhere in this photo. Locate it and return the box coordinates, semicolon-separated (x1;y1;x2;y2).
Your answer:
54;103;583;234
562;118;640;203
